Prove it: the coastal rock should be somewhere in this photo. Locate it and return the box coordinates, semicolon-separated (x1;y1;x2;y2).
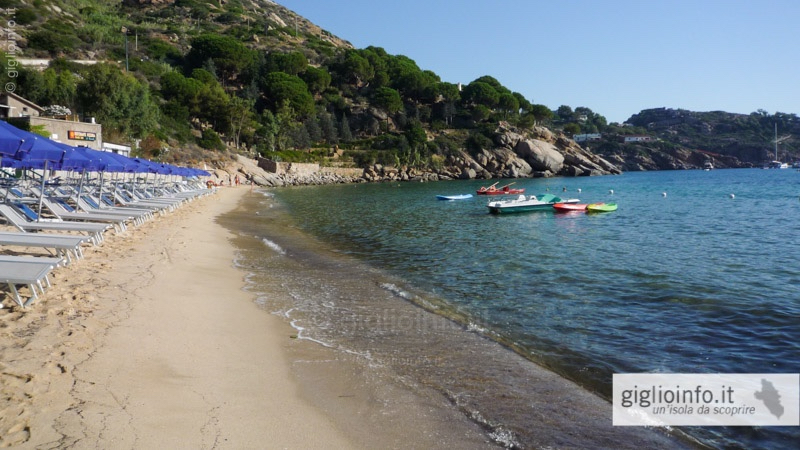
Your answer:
514;139;565;173
529;126;555;142
460;168;477;179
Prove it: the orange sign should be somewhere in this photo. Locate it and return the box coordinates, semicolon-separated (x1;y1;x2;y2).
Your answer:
68;130;96;141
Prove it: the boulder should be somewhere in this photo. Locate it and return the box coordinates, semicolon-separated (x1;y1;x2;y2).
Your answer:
515;139;564;173
460;168;477;179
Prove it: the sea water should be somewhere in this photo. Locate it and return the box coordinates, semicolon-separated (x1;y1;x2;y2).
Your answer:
221;169;800;448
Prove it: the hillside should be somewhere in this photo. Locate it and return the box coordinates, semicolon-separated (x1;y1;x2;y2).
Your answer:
1;1;797;176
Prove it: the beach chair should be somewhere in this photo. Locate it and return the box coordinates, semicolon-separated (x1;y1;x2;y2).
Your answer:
0;258;56;307
0;231;89;264
74;195;155;222
0;255;64;267
0;204;110;245
24;186;149;228
111;191;179;212
39;197;132;233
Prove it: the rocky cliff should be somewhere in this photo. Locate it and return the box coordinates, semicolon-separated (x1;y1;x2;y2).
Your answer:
362;123;621;183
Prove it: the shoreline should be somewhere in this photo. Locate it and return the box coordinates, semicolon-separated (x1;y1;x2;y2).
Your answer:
0;187;356;448
220;186;693;449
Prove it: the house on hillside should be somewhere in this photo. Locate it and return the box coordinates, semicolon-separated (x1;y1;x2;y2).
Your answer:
0;91;44;119
573;133;601;143
622;135;653;143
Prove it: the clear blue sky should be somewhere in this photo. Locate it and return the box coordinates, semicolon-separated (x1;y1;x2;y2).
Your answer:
276;0;799;124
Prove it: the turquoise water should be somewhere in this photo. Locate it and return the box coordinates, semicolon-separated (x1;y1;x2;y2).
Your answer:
231;169;800;448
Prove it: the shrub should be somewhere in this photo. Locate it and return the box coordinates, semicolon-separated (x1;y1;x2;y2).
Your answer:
27;30;80;55
198;128;225;151
14;7;37;25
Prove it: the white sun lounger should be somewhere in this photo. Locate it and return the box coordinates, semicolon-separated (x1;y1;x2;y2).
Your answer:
0;255;64;267
40;197;132;233
74;195;154;223
0;231;89;264
0;204;110;245
110;192;179;212
0;258;56;307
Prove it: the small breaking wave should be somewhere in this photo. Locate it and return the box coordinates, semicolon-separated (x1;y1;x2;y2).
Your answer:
380;282;415;300
379;282;439;310
262;238;286;255
257;189;274;198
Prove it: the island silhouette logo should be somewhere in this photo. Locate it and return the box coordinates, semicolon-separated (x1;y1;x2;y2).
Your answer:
754;378;784;419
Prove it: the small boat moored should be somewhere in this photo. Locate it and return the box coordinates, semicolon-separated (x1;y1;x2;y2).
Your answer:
476;182;525;196
488;194;579;214
586;202;618;213
436;194;473;201
553;202;588;212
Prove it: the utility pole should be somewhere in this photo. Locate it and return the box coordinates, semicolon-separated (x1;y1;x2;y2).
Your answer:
122;26;128;72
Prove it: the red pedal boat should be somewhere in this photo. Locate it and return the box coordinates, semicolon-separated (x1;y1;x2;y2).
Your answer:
553;202;589;212
476;182;525;196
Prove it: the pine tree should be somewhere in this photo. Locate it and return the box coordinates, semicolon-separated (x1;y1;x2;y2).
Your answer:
339;112;352;142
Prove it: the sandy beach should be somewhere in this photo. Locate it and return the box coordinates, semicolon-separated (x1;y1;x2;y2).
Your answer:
0;187;357;449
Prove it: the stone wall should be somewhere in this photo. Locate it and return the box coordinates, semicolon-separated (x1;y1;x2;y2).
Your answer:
256;158;362;178
319;167;363;177
257;159;319;176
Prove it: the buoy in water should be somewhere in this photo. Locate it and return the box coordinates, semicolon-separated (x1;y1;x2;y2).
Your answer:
730;194;735;199
662;192;667;197
609;189;614;194
577;188;582;193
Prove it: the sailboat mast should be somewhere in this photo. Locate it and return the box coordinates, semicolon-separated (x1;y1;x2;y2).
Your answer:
775;123;778;160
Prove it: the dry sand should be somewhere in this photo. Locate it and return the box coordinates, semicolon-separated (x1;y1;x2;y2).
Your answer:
0;187;357;449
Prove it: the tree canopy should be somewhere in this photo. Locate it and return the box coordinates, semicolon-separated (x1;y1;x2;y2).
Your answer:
185;34;256;84
77;64;159;138
259;72;315;119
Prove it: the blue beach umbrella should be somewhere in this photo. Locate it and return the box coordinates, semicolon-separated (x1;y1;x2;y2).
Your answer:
0;123;66;169
59;145;101;172
0;120;27;158
0;122;69;219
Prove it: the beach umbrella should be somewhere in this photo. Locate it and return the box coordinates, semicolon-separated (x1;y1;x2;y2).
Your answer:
0;125;70;219
59;145;101;172
0;122;66;169
0;120;28;158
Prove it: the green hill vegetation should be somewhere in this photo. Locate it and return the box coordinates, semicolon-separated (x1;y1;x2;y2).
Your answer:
0;0;796;170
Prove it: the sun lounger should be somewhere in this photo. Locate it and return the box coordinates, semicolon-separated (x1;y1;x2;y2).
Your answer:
0;258;56;307
40;197;132;232
0;255;64;267
0;231;88;264
0;204;111;245
110;192;179;212
75;195;154;222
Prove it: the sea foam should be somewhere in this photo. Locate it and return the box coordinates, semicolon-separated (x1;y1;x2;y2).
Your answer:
262;238;286;255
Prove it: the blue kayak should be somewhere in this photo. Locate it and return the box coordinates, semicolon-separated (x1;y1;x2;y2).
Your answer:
436;194;473;201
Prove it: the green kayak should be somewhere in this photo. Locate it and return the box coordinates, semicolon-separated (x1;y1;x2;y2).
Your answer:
586;202;618;213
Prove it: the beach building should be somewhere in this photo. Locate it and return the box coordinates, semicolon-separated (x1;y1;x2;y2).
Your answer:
1;92;104;150
573;133;602;143
622;135;653;143
102;142;131;157
0;91;43;119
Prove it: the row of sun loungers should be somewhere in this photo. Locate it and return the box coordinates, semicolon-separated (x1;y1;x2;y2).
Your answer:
0;177;215;308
